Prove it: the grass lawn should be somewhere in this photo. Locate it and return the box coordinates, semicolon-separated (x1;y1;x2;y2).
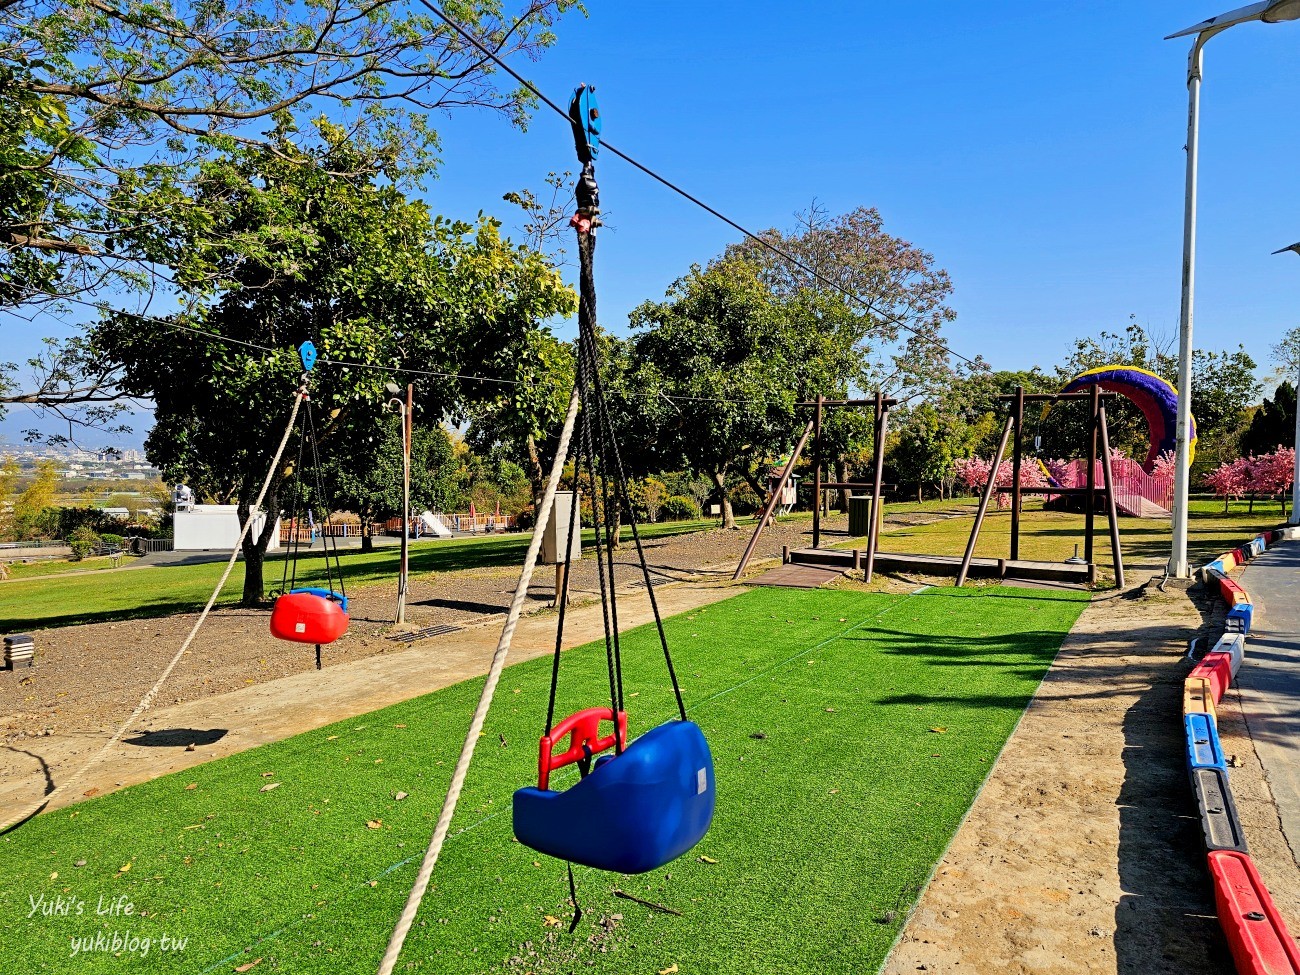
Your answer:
0;520;715;632
1;584;1087;974
860;498;1289;586
2;555;137;581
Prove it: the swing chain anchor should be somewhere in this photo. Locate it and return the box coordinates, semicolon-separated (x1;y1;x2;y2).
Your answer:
568;84;601;234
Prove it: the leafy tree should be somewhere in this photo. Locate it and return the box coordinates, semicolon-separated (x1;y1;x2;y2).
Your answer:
12;458;58;538
1271;325;1300;385
725;204;958;400
889;402;980;501
1242;381;1297;457
625;257;850;529
0;454;19;538
1191;347;1259;444
464;330;575;507
322;418;458;551
723;204;961;504
93;129;574;603
1;0;580;429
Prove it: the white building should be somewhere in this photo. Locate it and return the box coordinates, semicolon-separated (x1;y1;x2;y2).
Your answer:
174;505;280;551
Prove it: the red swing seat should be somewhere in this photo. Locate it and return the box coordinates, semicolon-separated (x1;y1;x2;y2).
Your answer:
269;588;349;645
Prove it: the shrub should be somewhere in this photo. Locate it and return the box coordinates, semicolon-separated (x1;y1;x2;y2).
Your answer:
661;495;701;521
100;533;124;547
68;525;102;561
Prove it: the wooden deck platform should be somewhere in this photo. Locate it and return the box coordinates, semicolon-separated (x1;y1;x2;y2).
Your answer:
788;548;1092;584
747;563;845;589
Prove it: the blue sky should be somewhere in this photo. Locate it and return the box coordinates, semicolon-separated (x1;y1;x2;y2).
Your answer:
4;0;1300;447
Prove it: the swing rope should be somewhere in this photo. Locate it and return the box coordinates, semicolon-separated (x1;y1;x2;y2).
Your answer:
0;380;310;836
275;397;347;606
375;380;582;975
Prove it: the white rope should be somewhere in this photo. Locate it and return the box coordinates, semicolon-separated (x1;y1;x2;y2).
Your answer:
0;385;308;834
377;380;582;975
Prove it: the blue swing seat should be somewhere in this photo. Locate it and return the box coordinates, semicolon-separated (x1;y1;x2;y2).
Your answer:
513;718;715;875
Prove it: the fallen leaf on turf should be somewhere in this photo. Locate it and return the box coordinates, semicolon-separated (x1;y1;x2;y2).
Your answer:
929;727;947;734
394;792;409;801
698;855;718;864
118;863;131;873
825;707;837;713
366;820;383;830
829;789;840;795
259;783;280;793
838;618;847;622
261;771;274;777
543;915;563;929
184;783;197;791
233;959;261;972
49;872;58;880
326;735;339;741
393;723;406;728
660;966;679;975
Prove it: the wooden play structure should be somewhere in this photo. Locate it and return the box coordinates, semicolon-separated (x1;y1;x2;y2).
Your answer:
734;393;895;581
952;385;1125;587
735;385;1127;588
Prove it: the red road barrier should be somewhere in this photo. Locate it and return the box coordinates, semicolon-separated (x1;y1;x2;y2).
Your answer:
1207;850;1300;975
1191;652;1234;704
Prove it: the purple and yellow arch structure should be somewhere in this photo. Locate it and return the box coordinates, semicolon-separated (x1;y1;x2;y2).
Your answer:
1056;365;1196;471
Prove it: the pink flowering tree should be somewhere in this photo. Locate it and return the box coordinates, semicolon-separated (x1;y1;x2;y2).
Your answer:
1252;447;1296;515
1150;450;1176;481
1203;449;1295;513
952;456;1047;509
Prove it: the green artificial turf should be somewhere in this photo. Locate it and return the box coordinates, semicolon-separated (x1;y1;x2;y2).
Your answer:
0;584;1087;973
0;519;714;632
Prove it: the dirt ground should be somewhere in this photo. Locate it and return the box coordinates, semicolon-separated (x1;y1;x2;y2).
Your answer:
882;574;1300;974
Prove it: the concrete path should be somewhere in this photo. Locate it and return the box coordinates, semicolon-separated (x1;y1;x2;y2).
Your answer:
1237;539;1300;868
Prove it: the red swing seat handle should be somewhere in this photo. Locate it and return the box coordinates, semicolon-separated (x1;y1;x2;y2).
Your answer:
538;707;628;790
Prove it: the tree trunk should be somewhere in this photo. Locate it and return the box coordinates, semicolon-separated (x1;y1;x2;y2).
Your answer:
607;495;622;550
916;482;922;503
239;488;279;607
835;459;849;512
712;470;736;530
360;516;374;553
526;434;546;510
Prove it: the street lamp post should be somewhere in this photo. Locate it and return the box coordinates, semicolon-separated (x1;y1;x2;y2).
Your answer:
1165;0;1300;577
386;382;414;623
1274;242;1300;524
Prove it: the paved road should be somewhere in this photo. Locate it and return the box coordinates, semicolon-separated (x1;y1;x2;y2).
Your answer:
1238;540;1300;867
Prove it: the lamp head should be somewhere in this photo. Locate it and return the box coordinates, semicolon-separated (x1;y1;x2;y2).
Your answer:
1262;0;1300;21
1167;0;1276;38
384;382;401;397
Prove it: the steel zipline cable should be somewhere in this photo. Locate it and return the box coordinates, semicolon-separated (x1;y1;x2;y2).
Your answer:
44;293;804;408
413;0;981;371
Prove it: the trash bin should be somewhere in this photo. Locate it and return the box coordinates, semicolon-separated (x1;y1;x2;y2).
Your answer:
848;495;873;538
